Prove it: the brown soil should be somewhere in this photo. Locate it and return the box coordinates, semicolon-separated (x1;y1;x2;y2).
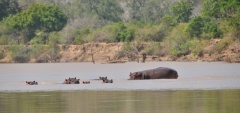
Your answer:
59;43;123;63
0;39;239;63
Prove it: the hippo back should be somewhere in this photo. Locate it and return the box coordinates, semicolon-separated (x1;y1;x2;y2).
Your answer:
140;67;178;79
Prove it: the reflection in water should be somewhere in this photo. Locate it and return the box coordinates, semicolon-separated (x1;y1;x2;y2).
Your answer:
0;90;239;113
0;92;65;113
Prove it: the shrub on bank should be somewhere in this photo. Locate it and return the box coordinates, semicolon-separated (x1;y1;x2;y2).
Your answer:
189;39;206;56
214;37;234;53
9;45;30;63
114;41;144;61
163;23;191;57
0;47;4;59
79;23;135;43
143;42;163;56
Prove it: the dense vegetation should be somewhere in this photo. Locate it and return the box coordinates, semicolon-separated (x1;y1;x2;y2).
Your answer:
0;0;239;62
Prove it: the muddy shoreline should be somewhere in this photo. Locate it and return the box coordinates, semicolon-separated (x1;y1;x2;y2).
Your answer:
0;40;239;63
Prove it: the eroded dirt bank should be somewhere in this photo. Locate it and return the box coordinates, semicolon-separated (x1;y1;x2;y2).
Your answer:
0;39;239;63
58;40;240;63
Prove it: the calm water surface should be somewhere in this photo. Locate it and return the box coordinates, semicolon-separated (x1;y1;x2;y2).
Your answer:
0;62;240;113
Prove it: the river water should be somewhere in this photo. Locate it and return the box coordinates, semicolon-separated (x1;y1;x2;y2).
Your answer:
0;62;240;113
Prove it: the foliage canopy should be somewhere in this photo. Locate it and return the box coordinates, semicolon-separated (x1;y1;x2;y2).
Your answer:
2;4;67;39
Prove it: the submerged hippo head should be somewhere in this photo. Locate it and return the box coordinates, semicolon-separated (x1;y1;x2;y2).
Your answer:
83;81;90;84
129;72;143;80
99;76;107;81
33;81;38;85
103;79;113;83
26;81;38;85
64;79;71;84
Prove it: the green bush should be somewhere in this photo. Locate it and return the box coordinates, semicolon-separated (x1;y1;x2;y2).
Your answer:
30;44;45;59
218;14;240;40
161;15;178;27
74;28;92;44
116;23;134;42
214;38;233;53
29;37;44;45
86;28;112;42
144;42;162;55
202;21;221;38
187;16;204;37
171;1;193;23
116;26;134;42
163;23;191;57
134;24;159;41
189;39;206;56
170;41;191;57
85;22;135;43
33;32;61;63
0;47;4;59
9;45;30;63
114;41;143;61
0;35;9;45
46;32;60;54
85;23;119;42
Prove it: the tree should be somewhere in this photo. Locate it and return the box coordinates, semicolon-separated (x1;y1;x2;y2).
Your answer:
202;21;220;38
79;0;124;22
187;16;221;38
202;0;240;19
187;16;204;37
2;4;68;40
171;1;193;23
0;0;20;21
126;0;146;21
126;0;172;22
115;23;134;42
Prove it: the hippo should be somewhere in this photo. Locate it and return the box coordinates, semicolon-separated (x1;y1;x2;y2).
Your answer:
26;81;38;85
83;81;90;84
99;76;108;81
69;77;77;81
129;67;178;80
103;79;113;83
64;79;71;84
64;77;80;84
71;79;80;84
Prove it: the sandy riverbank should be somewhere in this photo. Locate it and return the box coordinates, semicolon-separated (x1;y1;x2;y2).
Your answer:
0;39;239;63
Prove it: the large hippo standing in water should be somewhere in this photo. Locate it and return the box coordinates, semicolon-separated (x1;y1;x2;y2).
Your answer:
129;67;178;80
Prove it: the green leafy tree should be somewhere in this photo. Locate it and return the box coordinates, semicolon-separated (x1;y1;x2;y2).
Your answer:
79;0;124;22
202;0;240;19
171;1;193;23
126;0;146;21
116;23;134;42
0;0;20;21
126;0;173;22
2;4;68;40
187;16;221;38
187;16;204;37
202;21;220;38
224;13;240;38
